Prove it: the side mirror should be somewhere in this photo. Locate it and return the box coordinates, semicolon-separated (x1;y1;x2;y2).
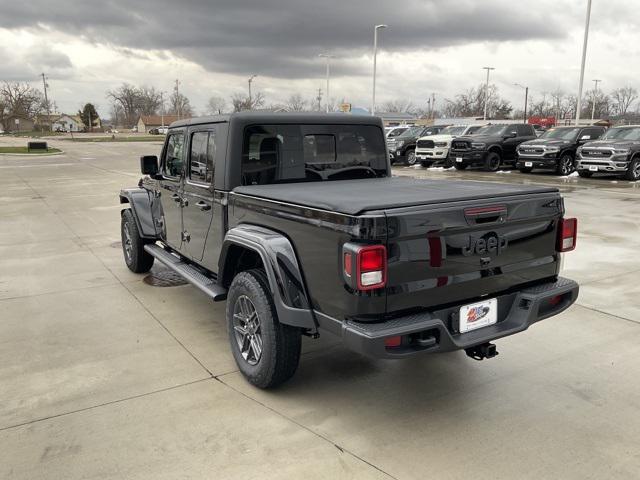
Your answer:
140;155;159;176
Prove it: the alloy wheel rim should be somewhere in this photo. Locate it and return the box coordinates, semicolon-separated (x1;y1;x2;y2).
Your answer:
562;156;573;175
407;152;416;165
232;295;263;366
123;224;133;261
634;162;640;179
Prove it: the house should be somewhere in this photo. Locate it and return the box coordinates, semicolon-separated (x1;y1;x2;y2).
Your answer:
3;115;35;132
377;112;417;126
136;115;181;133
52;114;84;132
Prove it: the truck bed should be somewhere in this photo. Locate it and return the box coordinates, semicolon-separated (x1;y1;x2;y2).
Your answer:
233;177;558;215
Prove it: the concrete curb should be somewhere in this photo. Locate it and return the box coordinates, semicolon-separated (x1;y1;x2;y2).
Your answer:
0;150;66;157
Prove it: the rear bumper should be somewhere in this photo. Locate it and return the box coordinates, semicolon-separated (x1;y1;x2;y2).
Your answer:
316;277;579;359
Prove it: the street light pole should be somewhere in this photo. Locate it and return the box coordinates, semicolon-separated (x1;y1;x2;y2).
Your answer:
575;0;593;126
591;79;601;121
318;54;334;113
482;67;495;120
514;83;529;123
248;75;257;109
371;24;387;116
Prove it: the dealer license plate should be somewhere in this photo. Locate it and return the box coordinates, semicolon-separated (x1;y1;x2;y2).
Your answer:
456;157;463;163
589;165;598;172
459;298;498;333
525;162;533;167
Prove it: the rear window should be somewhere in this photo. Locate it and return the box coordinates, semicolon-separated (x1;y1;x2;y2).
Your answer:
241;124;387;185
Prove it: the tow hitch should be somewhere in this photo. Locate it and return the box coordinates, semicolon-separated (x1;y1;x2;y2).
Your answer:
465;342;499;361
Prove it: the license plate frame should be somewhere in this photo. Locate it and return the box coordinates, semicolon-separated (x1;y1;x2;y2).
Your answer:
459;298;498;333
589;165;598;172
525;161;533;167
456;157;463;163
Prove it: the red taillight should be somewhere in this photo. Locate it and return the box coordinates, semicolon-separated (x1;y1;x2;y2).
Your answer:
557;218;578;252
384;336;402;348
342;243;387;291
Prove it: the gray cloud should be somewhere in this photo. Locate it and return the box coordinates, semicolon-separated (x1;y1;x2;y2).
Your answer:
0;0;572;79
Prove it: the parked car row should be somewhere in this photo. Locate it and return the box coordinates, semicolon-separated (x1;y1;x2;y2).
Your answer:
387;125;446;164
402;123;640;181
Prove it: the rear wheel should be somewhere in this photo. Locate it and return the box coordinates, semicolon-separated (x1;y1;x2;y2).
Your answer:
624;157;640;181
406;149;417;165
121;209;154;273
484;151;501;172
556;153;575;176
577;170;593;178
226;269;301;389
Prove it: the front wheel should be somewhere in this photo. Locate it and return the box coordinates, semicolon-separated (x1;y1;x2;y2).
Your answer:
577;170;593;178
484;152;501;172
406;149;417;165
556;153;575;176
121;209;154;273
226;269;301;389
624;157;640;181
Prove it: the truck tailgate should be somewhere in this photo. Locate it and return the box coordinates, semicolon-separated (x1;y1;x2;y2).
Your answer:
382;192;563;313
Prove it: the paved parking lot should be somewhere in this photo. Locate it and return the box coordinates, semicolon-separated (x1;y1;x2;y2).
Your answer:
1;137;639;479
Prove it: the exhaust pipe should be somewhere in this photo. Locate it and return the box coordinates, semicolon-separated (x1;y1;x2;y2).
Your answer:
465;342;499;361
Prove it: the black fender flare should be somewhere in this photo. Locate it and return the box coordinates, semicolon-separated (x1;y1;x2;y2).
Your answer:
119;188;158;239
487;145;503;157
219;224;317;331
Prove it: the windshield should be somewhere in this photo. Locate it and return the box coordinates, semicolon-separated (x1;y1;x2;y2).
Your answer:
440;126;467;136
241;124;388;185
398;126;424;138
540;127;581;141
475;124;507;136
602;127;640;141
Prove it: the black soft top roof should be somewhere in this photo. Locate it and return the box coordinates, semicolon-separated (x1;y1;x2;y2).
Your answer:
233;177;558;216
169;112;383;129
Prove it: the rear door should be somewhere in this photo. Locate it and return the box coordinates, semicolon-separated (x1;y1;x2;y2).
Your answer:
182;127;216;262
384;193;563;313
158;130;186;249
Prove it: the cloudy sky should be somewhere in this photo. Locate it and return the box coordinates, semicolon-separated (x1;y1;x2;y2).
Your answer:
0;0;638;117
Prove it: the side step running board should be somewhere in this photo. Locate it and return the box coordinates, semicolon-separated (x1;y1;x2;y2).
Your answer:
144;244;228;301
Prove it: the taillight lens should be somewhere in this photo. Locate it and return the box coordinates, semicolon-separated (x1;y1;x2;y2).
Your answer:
557;218;577;252
343;243;387;291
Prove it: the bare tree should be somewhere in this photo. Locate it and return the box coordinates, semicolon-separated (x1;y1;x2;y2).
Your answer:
380;99;416;114
611;87;638;116
168;90;192;118
107;83;141;127
206;96;227;115
0;82;45;121
231;92;265;112
137;86;162;116
284;93;307;112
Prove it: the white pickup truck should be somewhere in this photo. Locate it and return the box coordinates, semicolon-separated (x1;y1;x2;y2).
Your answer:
415;124;484;168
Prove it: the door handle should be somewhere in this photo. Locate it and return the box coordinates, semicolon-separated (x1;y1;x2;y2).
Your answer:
196;201;211;211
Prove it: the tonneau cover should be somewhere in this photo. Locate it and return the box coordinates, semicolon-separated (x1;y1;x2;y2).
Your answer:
233;177;558;215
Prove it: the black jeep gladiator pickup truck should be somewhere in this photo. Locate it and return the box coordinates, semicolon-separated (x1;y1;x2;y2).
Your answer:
120;113;579;388
516;126;605;176
449;123;537;171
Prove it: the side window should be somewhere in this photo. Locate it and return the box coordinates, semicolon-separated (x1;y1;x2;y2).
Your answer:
516;124;531;136
162;133;185;178
189;131;216;184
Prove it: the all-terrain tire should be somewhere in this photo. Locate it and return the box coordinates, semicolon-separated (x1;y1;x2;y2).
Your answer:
226;269;301;389
624;157;640;181
484;151;501;172
121;209;154;273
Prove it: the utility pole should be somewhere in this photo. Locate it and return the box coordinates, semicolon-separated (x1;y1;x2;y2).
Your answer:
431;93;436;119
160;91;165;127
371;24;388;116
174;79;181;119
575;0;593;126
248;75;257;110
515;84;528;123
482;67;495;121
318;54;334;113
316;88;323;111
41;73;51;130
591;79;601;121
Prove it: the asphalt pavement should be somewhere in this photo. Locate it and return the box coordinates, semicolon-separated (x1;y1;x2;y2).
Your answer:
1;136;639;479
